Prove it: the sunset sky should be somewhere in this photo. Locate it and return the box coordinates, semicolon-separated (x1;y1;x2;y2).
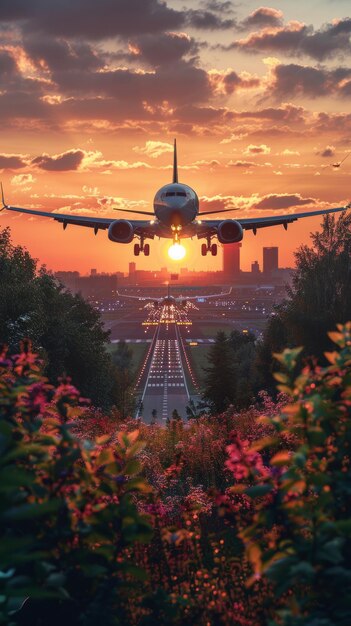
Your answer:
0;0;350;275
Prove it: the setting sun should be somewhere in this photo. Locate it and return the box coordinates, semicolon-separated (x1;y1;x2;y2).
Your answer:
168;243;186;261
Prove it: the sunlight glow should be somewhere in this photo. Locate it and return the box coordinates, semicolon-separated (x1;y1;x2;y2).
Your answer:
168;243;186;261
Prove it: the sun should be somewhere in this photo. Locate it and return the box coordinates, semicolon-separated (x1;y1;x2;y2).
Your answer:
168;243;186;261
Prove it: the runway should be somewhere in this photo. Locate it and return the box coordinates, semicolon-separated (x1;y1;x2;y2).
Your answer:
136;309;193;424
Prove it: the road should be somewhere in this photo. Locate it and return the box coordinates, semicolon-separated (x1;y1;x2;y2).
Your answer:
136;312;193;424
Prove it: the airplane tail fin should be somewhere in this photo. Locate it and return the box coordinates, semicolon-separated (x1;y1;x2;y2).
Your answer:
172;139;178;184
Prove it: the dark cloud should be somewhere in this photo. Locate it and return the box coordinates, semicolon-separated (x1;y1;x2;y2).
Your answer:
205;1;234;13
128;32;199;67
32;149;85;171
228;18;351;61
268;63;351;99
254;193;316;210
0;50;18;80
0;154;27;169
237;103;306;123
51;61;211;107
221;70;260;94
23;35;105;72
187;9;235;30
0;0;235;40
241;7;283;30
318;146;335;157
228;160;256;167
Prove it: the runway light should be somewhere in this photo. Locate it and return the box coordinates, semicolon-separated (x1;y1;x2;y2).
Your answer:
168;243;186;261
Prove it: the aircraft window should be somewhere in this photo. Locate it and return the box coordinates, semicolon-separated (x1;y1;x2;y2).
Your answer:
176;192;186;197
165;192;176;197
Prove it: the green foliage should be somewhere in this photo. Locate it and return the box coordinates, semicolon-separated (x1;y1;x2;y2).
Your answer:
111;341;136;419
236;323;351;625
0;342;152;625
202;329;258;413
257;212;351;391
0;227;117;408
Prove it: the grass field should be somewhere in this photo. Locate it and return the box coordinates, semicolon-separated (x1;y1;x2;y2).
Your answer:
107;342;149;374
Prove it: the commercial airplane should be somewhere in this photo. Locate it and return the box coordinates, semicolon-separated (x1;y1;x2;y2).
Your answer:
117;285;232;308
1;140;350;258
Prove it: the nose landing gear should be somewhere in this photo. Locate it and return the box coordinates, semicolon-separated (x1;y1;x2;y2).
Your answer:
201;241;217;256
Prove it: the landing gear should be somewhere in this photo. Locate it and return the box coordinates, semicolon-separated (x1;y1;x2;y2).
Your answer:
201;241;218;256
134;240;150;256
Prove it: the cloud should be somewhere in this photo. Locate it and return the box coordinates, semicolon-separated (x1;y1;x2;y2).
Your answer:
0;0;184;39
133;141;173;158
23;35;105;72
244;144;271;155
254;193;316;210
127;31;199;67
267;63;351;99
11;173;36;186
227;160;256;167
228;17;351;61
318;145;335;157
209;69;260;95
241;7;283;30
187;9;235;30
0;153;28;169
32;149;85;171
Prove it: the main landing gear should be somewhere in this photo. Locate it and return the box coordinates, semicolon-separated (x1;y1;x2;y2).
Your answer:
201;241;217;256
134;241;150;256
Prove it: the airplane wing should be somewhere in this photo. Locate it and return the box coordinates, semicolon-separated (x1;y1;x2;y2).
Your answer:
1;200;152;236
197;204;350;237
183;287;233;301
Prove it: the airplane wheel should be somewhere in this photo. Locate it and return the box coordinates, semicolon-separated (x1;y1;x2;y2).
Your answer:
211;243;218;256
134;243;140;256
144;243;150;256
201;243;207;256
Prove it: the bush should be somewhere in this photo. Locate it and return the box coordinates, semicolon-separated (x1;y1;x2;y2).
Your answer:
0;340;152;626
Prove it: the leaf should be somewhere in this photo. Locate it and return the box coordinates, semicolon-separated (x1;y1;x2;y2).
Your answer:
3;500;61;521
273;372;289;383
270;451;291;466
246;484;273;498
324;351;338;364
124;459;141;476
328;331;343;346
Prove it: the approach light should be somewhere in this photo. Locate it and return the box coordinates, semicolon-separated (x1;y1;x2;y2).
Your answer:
168;243;186;261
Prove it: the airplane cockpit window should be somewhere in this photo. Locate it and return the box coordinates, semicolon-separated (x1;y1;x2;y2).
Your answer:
165;192;176;197
176;192;186;197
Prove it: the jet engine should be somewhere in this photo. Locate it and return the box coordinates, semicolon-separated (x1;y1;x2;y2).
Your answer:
108;220;134;243
217;220;243;244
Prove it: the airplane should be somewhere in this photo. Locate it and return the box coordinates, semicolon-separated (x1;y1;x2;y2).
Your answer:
117;285;232;308
1;140;350;258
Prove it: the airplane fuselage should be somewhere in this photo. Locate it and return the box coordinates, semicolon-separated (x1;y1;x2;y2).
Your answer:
153;183;199;230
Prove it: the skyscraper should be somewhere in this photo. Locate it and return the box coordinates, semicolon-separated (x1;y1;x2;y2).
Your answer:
263;247;278;275
222;243;241;279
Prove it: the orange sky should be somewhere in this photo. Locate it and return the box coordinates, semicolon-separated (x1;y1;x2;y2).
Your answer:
0;1;350;274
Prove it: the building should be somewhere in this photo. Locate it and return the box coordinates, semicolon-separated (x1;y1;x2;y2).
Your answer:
263;247;278;275
251;261;260;275
222;243;241;279
129;262;136;277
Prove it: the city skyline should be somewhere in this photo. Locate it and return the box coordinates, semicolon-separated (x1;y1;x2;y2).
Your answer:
0;1;350;272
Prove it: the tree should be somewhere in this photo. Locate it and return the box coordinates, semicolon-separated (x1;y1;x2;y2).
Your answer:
202;331;236;413
256;212;351;391
111;341;136;419
0;227;117;408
